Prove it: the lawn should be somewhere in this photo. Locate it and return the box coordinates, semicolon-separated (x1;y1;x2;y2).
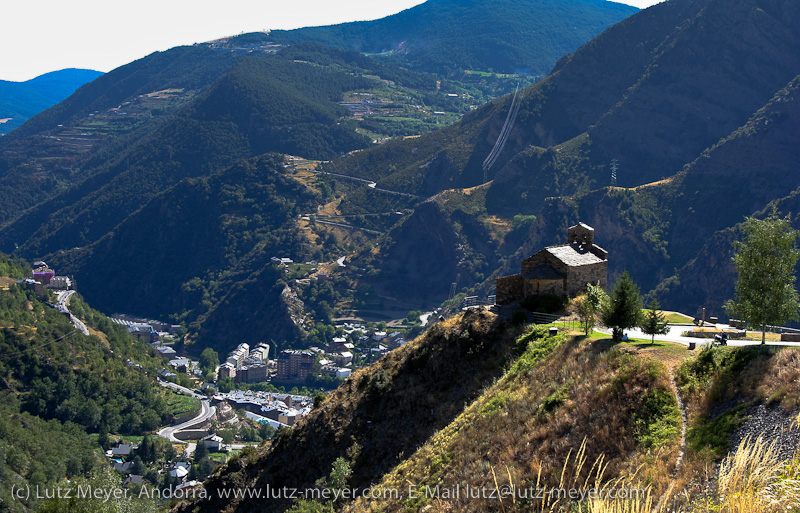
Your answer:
587;329;693;362
663;312;694;323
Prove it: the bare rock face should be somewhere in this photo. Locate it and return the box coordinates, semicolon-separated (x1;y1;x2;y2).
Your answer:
280;284;309;337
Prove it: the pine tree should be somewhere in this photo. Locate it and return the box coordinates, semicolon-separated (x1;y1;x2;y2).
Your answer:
600;271;643;341
641;299;669;344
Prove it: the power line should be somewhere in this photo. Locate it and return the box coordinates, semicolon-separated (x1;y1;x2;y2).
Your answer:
483;81;525;181
0;329;78;359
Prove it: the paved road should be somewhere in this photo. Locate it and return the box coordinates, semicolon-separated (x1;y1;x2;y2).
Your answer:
54;290;90;336
313;218;384;235
157;399;215;443
156;378;204;398
419;311;435;326
313;170;424;199
599;324;800;348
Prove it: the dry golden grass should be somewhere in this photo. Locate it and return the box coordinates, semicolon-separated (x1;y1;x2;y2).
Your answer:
349;332;681;513
585;435;800;513
708;437;799;512
743;332;781;342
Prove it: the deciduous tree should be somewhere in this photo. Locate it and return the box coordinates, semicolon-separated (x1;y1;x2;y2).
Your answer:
577;282;607;335
725;209;800;344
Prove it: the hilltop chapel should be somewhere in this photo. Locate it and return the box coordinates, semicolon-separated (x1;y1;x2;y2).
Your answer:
495;223;608;304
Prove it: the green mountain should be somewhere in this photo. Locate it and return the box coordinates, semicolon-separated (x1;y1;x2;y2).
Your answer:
173;310;800;513
263;0;638;75
0;253;175;512
5;0;799;350
318;0;800;318
48;154;319;355
0;0;643;349
0;43;436;253
0;69;103;135
0;43;464;351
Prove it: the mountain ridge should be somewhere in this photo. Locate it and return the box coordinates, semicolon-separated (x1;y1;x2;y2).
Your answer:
262;0;639;75
325;0;800;317
0;68;103;136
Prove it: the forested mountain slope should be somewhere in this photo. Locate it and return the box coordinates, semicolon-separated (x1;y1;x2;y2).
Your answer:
0;254;174;512
265;0;638;75
326;0;800;316
0;68;103;135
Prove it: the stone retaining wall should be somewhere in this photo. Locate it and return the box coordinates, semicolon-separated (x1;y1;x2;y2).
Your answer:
683;330;746;339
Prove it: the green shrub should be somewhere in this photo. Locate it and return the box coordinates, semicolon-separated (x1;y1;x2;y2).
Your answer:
633;388;681;448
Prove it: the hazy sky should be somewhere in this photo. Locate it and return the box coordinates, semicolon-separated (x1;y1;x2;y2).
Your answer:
2;0;664;82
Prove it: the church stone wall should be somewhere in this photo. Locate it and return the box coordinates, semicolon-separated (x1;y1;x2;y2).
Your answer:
564;261;607;296
495;274;523;304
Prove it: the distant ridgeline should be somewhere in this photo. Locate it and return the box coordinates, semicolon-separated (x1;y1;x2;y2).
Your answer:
0;68;103;135
263;0;639;75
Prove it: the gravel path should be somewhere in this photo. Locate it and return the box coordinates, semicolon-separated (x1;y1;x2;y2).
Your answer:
729;402;800;461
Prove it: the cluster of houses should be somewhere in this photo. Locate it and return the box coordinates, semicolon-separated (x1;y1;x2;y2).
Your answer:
19;261;72;294
112;314;181;345
219;342;270;384
213;327;409;386
109;315;195;380
214;390;312;427
105;441;201;489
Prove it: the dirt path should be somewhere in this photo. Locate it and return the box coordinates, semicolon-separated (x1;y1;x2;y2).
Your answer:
669;370;688;474
656;370;688;512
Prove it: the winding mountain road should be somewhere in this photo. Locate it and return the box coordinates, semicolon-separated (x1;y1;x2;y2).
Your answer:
157;398;215;443
54;290;90;336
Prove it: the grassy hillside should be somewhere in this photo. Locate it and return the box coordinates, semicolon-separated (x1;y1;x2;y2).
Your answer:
347;330;680;513
173;312;683;513
174;309;528;513
173;306;800;513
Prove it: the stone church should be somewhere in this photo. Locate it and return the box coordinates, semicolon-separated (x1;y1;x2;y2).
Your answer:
495;223;608;304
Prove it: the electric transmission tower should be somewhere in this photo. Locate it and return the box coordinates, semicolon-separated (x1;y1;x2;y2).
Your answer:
610;159;618;186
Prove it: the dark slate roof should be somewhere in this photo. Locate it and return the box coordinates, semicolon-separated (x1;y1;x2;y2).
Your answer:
546;244;605;266
523;264;565;280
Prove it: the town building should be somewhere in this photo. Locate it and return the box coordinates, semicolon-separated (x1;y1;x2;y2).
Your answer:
225;343;249;367
17;278;44;295
201;434;223;451
156;345;177;357
219;362;236;380
250;343;270;361
334;351;353;366
236;363;268;384
47;275;72;290
495;223;608;304
157;369;177;379
276;350;314;380
31;264;54;285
